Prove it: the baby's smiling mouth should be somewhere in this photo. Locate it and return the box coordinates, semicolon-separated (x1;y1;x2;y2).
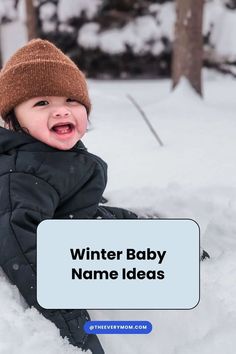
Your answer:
50;122;75;135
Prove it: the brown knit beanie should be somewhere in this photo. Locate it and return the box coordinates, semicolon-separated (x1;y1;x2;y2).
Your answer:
0;39;91;120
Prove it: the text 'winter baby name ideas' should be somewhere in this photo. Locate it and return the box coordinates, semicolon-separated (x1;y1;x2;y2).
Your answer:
37;219;200;309
70;247;166;280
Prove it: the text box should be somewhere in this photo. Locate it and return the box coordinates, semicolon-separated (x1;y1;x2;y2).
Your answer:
37;219;200;309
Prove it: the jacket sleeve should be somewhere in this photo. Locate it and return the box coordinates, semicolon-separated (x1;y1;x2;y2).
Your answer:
96;206;138;219
0;172;96;351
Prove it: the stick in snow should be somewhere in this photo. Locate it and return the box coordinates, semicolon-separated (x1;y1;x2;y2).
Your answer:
127;94;164;147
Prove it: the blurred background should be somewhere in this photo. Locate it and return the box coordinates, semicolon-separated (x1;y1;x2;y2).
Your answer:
0;0;235;82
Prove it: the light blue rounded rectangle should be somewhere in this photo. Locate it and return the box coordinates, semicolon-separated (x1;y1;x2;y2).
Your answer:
37;219;200;309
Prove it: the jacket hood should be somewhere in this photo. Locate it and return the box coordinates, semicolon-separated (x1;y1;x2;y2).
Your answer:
0;126;86;153
0;126;37;154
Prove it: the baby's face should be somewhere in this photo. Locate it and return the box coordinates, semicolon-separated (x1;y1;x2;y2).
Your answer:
14;96;88;150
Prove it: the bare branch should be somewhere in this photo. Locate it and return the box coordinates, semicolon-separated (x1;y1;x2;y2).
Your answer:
127;94;164;147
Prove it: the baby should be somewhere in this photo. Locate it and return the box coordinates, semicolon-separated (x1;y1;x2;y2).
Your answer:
0;39;137;353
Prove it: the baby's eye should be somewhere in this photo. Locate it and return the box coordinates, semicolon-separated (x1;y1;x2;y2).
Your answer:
33;100;49;107
67;98;79;103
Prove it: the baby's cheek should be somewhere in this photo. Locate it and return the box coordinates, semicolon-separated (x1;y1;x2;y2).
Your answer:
79;116;88;133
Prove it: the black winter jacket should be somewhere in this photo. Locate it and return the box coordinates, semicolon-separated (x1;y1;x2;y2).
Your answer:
0;127;136;353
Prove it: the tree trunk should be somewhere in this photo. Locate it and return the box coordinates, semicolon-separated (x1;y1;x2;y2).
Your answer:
25;0;37;41
172;0;204;95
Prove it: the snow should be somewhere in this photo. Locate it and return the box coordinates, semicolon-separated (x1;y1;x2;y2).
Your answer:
75;0;236;60
0;0;16;22
78;23;100;49
78;6;174;55
85;73;236;353
0;270;80;354
1;72;236;353
17;0;26;22
209;8;236;59
41;20;57;33
203;1;236;60
57;0;102;22
0;21;27;64
155;2;175;40
39;3;57;22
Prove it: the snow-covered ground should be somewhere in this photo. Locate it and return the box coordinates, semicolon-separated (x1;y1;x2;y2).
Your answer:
1;73;236;353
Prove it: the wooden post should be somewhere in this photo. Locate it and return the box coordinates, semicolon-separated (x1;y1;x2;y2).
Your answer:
172;0;204;96
25;0;37;41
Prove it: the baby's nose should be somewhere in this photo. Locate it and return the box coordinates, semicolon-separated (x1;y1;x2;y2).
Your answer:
52;107;71;118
